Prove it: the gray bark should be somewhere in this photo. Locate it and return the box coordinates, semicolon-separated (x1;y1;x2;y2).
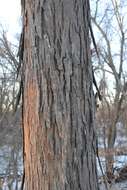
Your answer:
22;0;99;189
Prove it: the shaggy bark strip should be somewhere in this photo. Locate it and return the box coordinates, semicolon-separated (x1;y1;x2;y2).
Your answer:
22;0;99;189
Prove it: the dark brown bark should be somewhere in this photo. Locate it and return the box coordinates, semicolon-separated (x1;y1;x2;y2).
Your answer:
22;0;99;189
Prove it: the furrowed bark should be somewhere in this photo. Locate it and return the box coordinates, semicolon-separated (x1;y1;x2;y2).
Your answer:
22;0;99;189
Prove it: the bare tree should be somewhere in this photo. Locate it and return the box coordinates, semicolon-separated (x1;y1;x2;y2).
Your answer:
0;30;22;189
91;0;127;181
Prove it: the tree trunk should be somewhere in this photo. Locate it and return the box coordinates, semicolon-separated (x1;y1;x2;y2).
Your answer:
106;92;122;181
22;0;99;189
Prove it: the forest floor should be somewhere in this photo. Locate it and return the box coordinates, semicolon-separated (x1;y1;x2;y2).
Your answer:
100;181;127;190
98;122;127;189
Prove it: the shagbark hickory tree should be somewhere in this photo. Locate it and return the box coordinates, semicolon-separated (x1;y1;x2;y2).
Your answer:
21;0;99;189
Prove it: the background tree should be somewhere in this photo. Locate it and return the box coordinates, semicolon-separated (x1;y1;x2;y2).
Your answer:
0;30;22;190
91;0;127;181
22;0;99;189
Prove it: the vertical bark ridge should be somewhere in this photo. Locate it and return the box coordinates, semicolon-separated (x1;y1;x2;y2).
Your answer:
23;0;99;189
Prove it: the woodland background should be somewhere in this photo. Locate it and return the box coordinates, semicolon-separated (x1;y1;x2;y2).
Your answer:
0;0;127;189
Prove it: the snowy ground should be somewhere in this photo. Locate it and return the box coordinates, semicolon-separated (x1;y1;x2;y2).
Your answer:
100;181;127;190
97;122;127;189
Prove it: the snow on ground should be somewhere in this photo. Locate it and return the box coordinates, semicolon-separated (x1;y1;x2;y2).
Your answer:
100;181;127;190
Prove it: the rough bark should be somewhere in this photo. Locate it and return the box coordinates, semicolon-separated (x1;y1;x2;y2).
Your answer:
22;0;99;189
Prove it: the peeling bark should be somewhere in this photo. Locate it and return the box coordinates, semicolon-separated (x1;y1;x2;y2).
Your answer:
22;0;99;189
